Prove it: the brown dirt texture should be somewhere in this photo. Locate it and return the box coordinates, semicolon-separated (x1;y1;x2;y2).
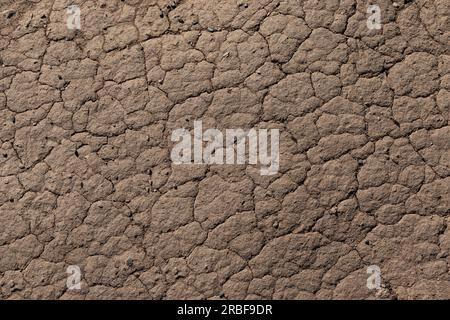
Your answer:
0;0;449;300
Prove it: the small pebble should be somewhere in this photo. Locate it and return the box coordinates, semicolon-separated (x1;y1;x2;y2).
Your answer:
127;259;133;267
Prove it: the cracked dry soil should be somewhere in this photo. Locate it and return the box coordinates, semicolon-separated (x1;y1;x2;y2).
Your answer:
0;0;449;300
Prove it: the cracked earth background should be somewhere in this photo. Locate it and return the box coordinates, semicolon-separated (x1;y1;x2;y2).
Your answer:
0;0;449;300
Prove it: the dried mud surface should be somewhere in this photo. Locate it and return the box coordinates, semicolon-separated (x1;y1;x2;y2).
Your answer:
0;0;449;300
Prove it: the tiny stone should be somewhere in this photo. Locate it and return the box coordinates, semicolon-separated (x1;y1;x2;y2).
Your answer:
127;259;133;267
